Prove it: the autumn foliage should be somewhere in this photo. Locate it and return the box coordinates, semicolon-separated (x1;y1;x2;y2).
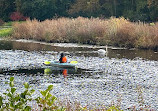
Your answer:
10;12;28;21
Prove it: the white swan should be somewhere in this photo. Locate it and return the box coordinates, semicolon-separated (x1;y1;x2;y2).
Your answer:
98;45;108;54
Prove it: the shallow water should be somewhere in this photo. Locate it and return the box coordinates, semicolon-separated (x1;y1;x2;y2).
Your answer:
0;39;158;110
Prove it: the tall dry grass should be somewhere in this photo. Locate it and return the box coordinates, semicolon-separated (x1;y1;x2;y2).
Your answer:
12;17;158;49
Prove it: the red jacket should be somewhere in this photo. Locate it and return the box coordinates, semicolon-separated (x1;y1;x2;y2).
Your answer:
60;56;67;63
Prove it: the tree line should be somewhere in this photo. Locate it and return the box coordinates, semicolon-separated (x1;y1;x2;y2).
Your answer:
0;0;158;22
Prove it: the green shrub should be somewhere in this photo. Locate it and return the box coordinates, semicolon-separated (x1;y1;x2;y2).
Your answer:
0;77;66;111
35;85;65;111
0;77;154;111
0;77;35;111
0;28;13;37
3;22;14;26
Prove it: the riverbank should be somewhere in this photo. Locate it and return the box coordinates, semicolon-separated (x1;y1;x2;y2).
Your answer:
2;17;158;50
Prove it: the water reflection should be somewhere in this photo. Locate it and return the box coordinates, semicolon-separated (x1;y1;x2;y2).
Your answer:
44;68;69;84
0;40;157;60
110;48;157;60
0;40;13;50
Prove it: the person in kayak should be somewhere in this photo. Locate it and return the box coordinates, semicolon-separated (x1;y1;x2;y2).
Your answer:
59;53;67;63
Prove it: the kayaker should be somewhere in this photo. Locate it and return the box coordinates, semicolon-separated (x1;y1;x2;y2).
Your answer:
59;53;67;63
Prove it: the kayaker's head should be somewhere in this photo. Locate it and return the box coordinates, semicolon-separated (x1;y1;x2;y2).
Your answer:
59;53;67;63
60;53;64;57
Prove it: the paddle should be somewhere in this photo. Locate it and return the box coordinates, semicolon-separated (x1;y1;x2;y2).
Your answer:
70;61;78;64
44;61;51;65
44;61;78;65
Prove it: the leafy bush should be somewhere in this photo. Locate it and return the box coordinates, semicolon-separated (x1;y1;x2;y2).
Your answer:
0;28;13;37
2;77;154;111
0;77;35;110
3;21;15;26
35;85;65;111
0;77;124;111
0;77;66;111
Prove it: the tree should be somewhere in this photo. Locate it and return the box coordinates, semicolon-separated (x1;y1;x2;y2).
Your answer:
56;0;74;16
147;0;158;21
68;0;102;17
99;0;120;17
20;0;57;20
135;0;150;21
15;0;22;12
68;0;121;18
0;0;157;22
0;0;16;21
20;0;73;20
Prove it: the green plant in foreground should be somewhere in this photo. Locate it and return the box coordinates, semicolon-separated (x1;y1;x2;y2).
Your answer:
0;28;13;37
0;77;124;111
0;77;66;111
0;77;35;111
106;105;122;111
35;85;65;111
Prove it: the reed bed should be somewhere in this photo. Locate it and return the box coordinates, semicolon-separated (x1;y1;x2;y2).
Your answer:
12;17;158;49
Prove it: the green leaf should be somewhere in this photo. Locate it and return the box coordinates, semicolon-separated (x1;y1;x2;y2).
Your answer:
24;82;29;89
107;106;120;111
3;93;7;95
10;77;14;82
47;101;53;106
9;81;14;87
21;98;25;103
7;93;12;98
11;87;16;94
46;93;52;100
50;96;57;104
5;82;9;84
10;102;14;108
24;90;28;95
0;96;3;107
57;107;66;111
14;95;21;101
27;98;32;101
35;97;40;103
52;96;57;101
20;93;26;99
30;89;35;95
40;91;47;97
15;102;23;108
12;96;18;102
47;85;53;91
7;89;9;92
24;106;31;111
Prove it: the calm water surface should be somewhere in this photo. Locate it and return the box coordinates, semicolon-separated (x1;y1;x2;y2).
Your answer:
0;39;158;110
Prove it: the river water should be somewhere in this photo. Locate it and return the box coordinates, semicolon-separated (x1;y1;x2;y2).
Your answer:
0;39;158;110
